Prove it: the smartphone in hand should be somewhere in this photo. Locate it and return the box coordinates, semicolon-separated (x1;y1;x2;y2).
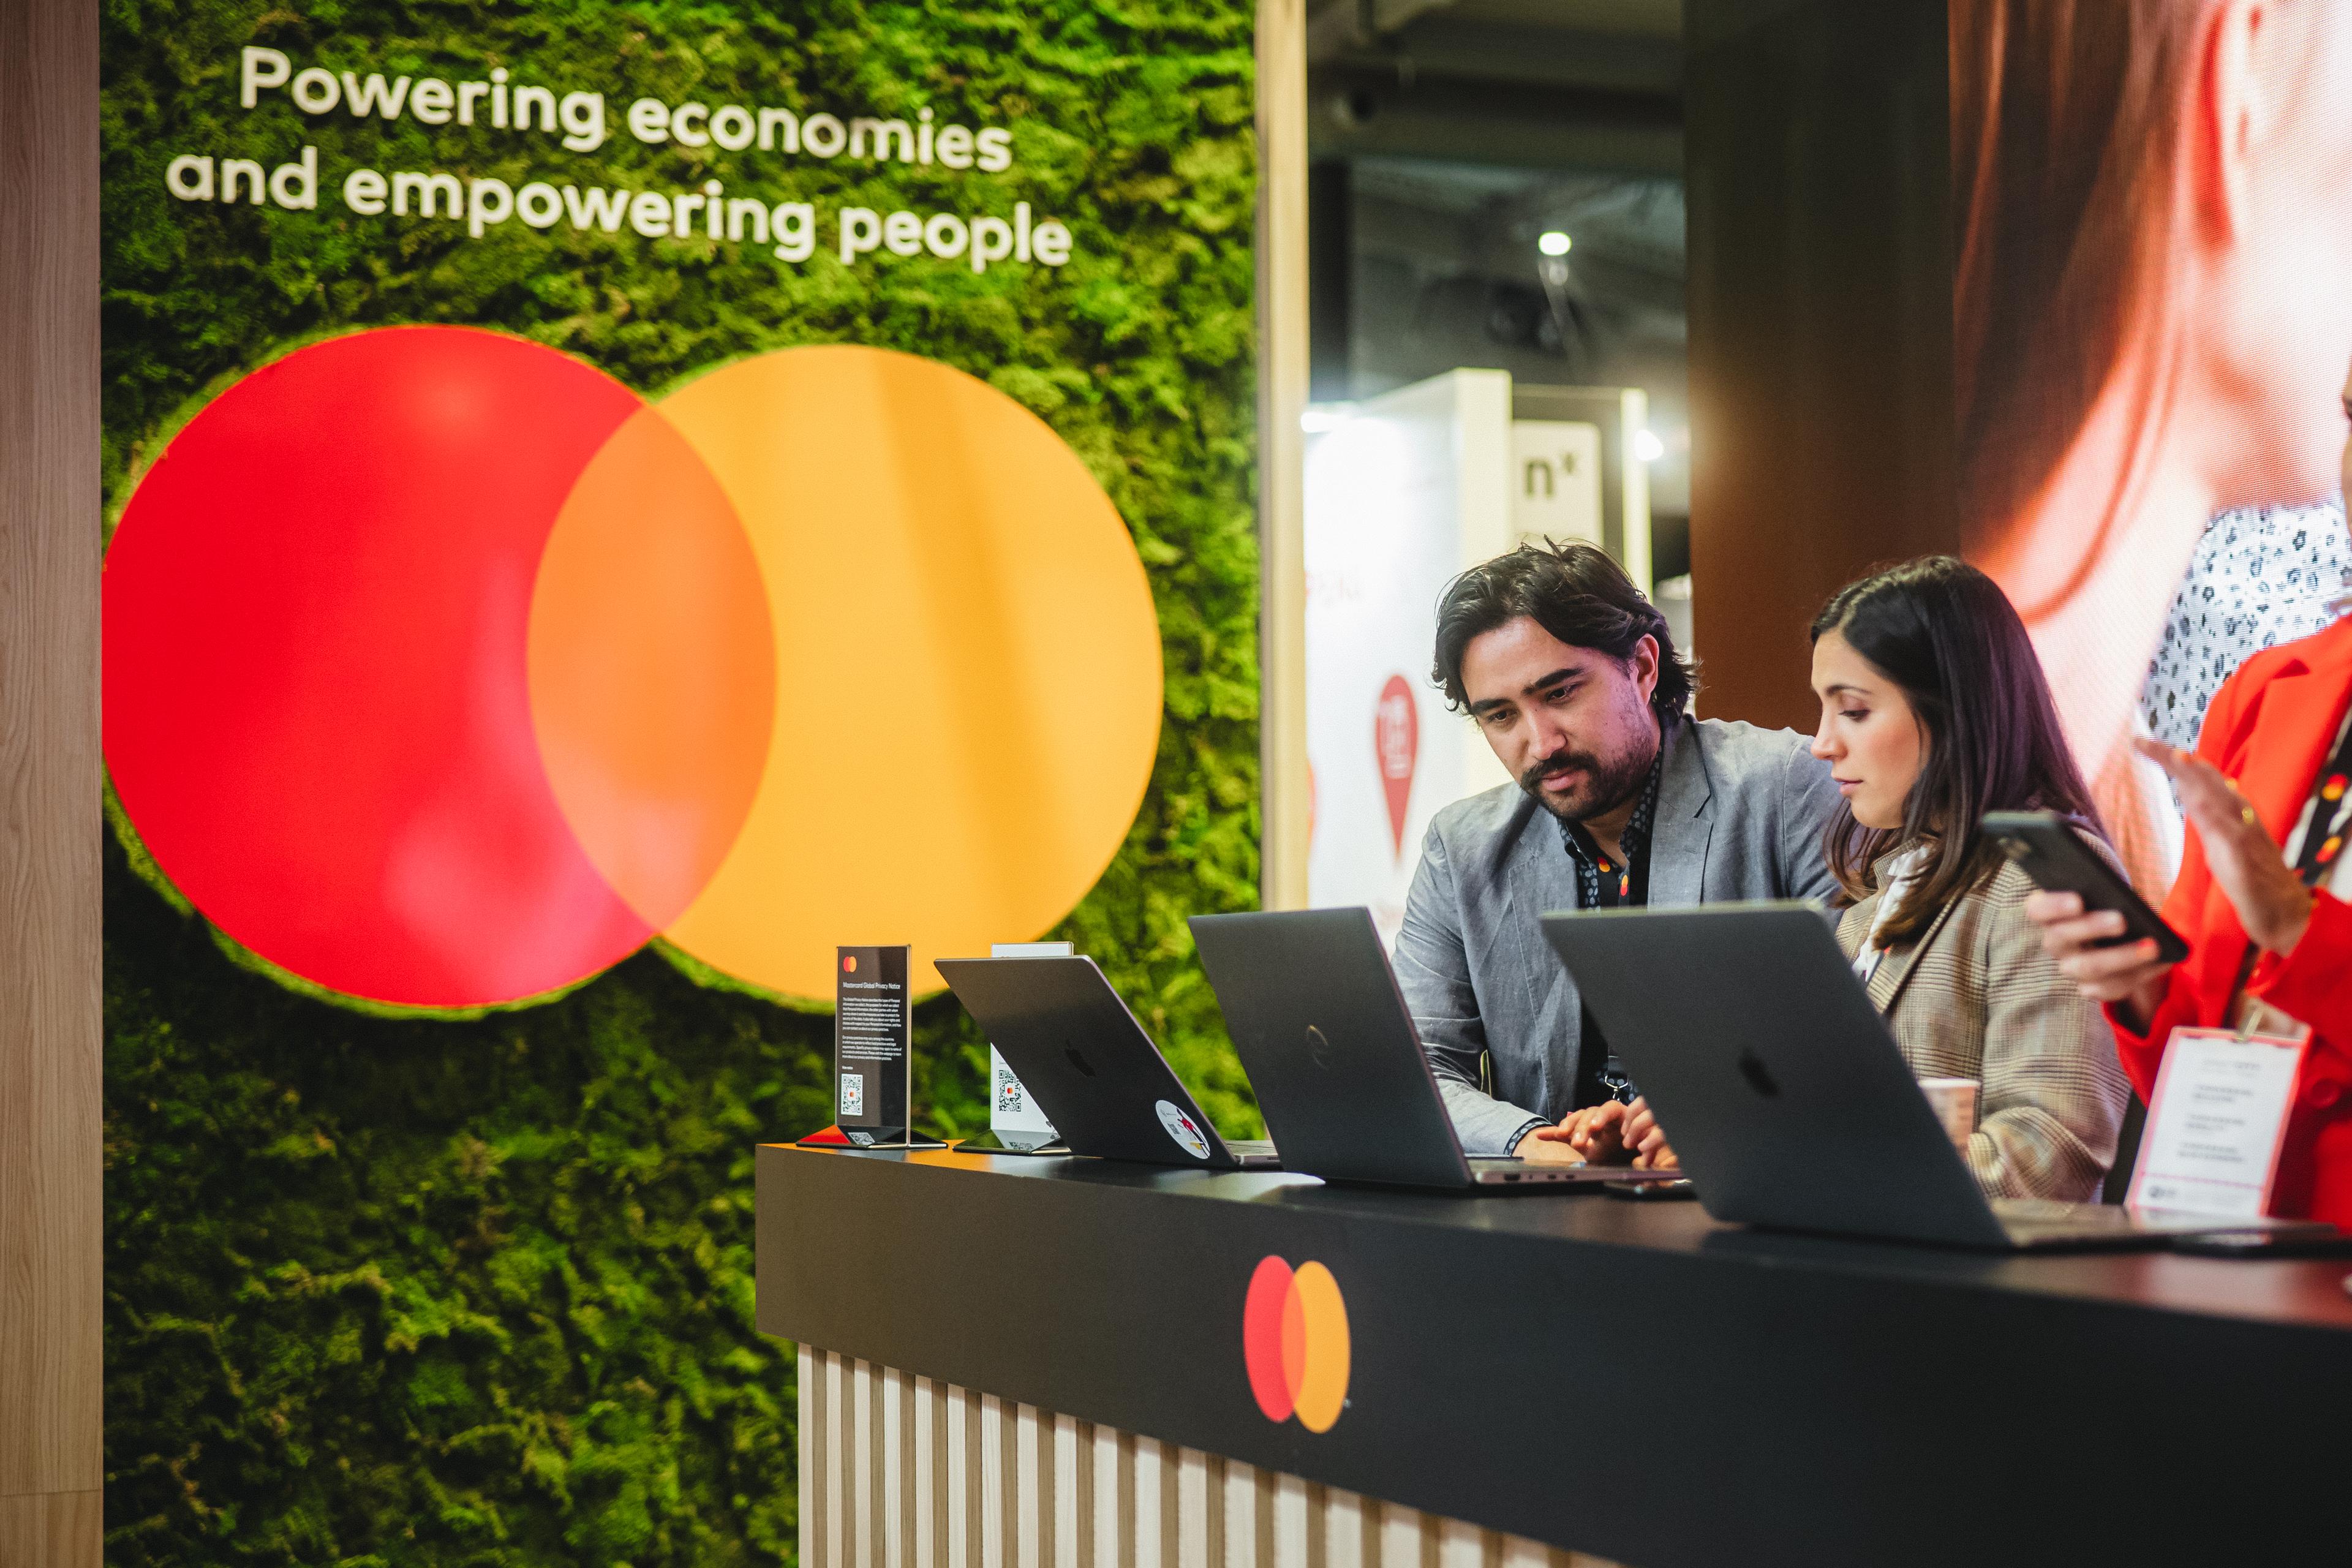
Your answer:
1981;811;2191;964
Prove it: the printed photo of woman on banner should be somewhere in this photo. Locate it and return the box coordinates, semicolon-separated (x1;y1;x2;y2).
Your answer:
1951;0;2352;894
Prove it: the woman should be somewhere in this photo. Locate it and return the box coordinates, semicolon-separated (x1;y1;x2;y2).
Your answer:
1597;559;2132;1200
1953;0;2352;893
2028;376;2352;1225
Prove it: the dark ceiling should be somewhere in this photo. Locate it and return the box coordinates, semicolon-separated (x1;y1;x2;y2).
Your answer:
1307;0;1684;173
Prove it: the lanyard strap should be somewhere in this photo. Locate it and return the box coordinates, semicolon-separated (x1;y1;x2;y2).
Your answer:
2288;706;2352;887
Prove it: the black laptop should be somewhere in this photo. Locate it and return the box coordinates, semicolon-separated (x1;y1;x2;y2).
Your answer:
1189;908;1671;1191
937;956;1279;1171
1539;903;2329;1250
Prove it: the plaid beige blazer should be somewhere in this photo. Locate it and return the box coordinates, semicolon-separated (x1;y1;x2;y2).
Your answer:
1838;855;2132;1202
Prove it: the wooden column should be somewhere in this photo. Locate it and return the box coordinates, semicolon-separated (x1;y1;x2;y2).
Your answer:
0;0;105;1559
1683;0;1958;731
1256;0;1311;910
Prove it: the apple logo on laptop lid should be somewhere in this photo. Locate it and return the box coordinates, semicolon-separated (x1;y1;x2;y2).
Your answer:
1738;1048;1781;1099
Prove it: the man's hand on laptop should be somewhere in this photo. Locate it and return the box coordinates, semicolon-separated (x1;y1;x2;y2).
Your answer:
1516;1124;1589;1164
1526;1102;1636;1164
1566;1102;1634;1163
1622;1097;1679;1170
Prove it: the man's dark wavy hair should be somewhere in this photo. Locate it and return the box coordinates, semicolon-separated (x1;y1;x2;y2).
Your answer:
1430;540;1696;717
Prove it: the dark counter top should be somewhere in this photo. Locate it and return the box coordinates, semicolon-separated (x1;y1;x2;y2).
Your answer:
757;1144;2352;1568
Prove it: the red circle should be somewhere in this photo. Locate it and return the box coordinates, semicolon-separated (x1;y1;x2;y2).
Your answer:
1242;1255;1296;1422
104;327;717;1007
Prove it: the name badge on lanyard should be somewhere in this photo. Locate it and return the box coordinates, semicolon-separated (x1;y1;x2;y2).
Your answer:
2128;1006;2310;1218
2128;711;2352;1216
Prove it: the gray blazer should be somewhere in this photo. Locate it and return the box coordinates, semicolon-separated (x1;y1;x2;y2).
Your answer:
1837;856;2132;1202
1394;714;1844;1155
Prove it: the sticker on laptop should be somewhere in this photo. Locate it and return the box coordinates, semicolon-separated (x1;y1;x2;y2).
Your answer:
1155;1099;1212;1159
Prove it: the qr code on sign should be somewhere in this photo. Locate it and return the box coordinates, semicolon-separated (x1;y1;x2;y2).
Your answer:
839;1074;864;1117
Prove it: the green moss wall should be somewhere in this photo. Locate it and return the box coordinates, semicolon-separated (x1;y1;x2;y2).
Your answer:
102;2;1262;1561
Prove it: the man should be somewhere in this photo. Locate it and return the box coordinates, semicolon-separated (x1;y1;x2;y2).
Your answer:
1394;541;1842;1164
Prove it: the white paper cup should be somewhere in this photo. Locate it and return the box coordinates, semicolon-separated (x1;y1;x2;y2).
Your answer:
1919;1077;1978;1154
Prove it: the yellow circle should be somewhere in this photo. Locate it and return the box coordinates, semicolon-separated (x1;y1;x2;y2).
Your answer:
652;346;1163;1000
1289;1261;1351;1434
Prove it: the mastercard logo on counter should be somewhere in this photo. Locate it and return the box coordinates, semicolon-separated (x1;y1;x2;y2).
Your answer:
102;326;1163;1010
1242;1254;1351;1433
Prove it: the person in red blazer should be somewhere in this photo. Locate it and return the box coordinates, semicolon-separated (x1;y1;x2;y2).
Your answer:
2029;612;2352;1225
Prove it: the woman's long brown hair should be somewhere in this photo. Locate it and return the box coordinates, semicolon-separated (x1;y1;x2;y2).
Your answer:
1950;0;2206;587
1812;557;2106;943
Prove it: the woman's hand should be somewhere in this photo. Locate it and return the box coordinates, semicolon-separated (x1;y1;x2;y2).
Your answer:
2133;737;2315;957
2023;890;2172;1030
2025;737;2316;1033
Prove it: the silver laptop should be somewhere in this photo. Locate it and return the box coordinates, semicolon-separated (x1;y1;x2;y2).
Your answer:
1539;903;2324;1250
1190;908;1677;1190
937;956;1279;1171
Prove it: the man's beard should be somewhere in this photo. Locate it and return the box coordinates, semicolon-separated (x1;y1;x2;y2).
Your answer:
1520;741;1653;824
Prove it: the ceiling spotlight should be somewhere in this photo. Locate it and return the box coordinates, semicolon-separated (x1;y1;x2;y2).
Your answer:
1634;429;1666;464
1537;230;1572;257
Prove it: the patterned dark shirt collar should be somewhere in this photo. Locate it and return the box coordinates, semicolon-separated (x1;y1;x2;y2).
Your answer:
1555;729;1667;908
